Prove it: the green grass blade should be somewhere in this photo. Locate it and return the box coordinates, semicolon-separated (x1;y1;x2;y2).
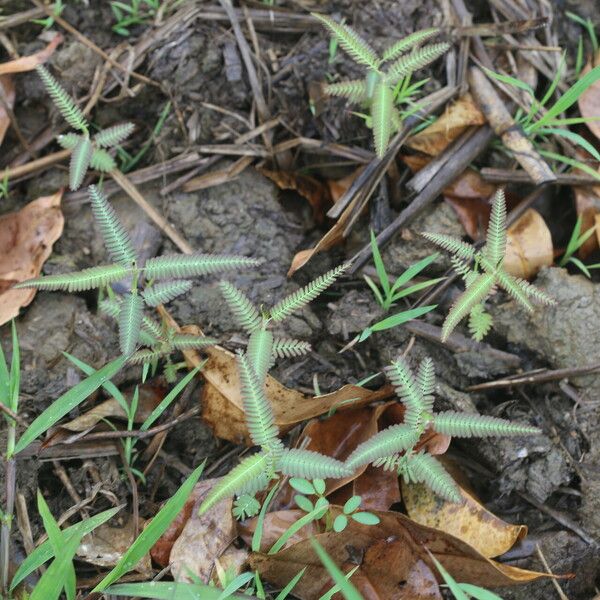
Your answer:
10;506;122;591
0;326;10;407
252;483;280;552
458;583;504;600
29;534;81;600
269;505;328;555
427;552;469;599
140;366;201;431
538;127;600;161
36;491;76;600
275;568;307;600
362;304;436;338
310;537;363;600
482;67;535;97
107;581;247;599
389;253;439;296
539;149;600;181
62;351;128;413
538;54;565;109
390;277;444;302
363;275;385;307
568;256;592;277
319;566;360;600
14;356;126;455
216;572;254;600
369;229;390;295
9;320;19;412
93;462;205;591
531;66;600;132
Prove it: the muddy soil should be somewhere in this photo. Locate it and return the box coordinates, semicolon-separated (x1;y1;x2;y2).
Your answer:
2;0;600;597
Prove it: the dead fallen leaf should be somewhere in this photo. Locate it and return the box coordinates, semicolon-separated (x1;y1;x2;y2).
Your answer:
211;546;249;585
0;75;16;147
250;507;560;599
402;462;527;559
257;167;333;224
504;208;553;279
239;509;319;553
200;345;392;445
0;191;64;325
406;94;486;156
288;169;362;275
170;479;237;583
151;483;206;566
51;382;167;434
78;515;151;575
0;34;63;75
578;50;600;142
574;185;600;258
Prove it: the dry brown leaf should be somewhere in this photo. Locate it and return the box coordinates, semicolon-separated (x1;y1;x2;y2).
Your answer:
211;546;249;585
575;185;600;258
77;515;151;575
504;208;553;279
200;345;392;445
0;34;62;75
170;479;237;583
0;75;16;148
250;507;559;599
59;383;167;432
578;50;600;142
402;466;527;558
288;169;362;275
406;93;486;156
151;483;206;566
0;191;64;325
239;509;319;553
257;167;333;224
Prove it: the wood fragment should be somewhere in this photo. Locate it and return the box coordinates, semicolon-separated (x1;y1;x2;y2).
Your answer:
481;168;600;186
468;66;556;185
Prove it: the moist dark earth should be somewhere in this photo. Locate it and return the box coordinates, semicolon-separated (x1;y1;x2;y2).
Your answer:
2;0;600;598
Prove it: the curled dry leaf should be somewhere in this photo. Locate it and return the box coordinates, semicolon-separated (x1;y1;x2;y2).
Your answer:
0;33;62;75
574;184;600;258
151;479;238;583
0;75;15;147
504;208;553;279
406;93;486;156
250;507;559;600
402;459;527;559
200;344;392;445
77;515;151;575
169;479;238;583
0;191;64;326
578;50;600;142
257;167;333;224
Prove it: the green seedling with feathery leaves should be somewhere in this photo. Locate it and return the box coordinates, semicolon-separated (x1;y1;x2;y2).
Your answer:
422;189;555;342
36;65;134;190
313;15;449;157
345;355;540;502
198;264;354;515
14;185;260;356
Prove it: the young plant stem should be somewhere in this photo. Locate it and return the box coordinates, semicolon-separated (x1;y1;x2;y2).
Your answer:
1;424;16;595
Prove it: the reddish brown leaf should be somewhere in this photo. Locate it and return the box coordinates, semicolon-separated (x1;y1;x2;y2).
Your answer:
250;508;560;599
258;168;333;224
0;191;64;325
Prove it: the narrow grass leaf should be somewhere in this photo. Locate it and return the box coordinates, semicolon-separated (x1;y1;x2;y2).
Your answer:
369;229;390;295
216;572;255;600
252;483;281;552
11;506;122;591
14;356;126;455
93;463;205;591
275;567;307;600
482;67;534;97
107;582;246;599
427;552;469;600
269;505;328;554
310;537;363;600
458;583;504;600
